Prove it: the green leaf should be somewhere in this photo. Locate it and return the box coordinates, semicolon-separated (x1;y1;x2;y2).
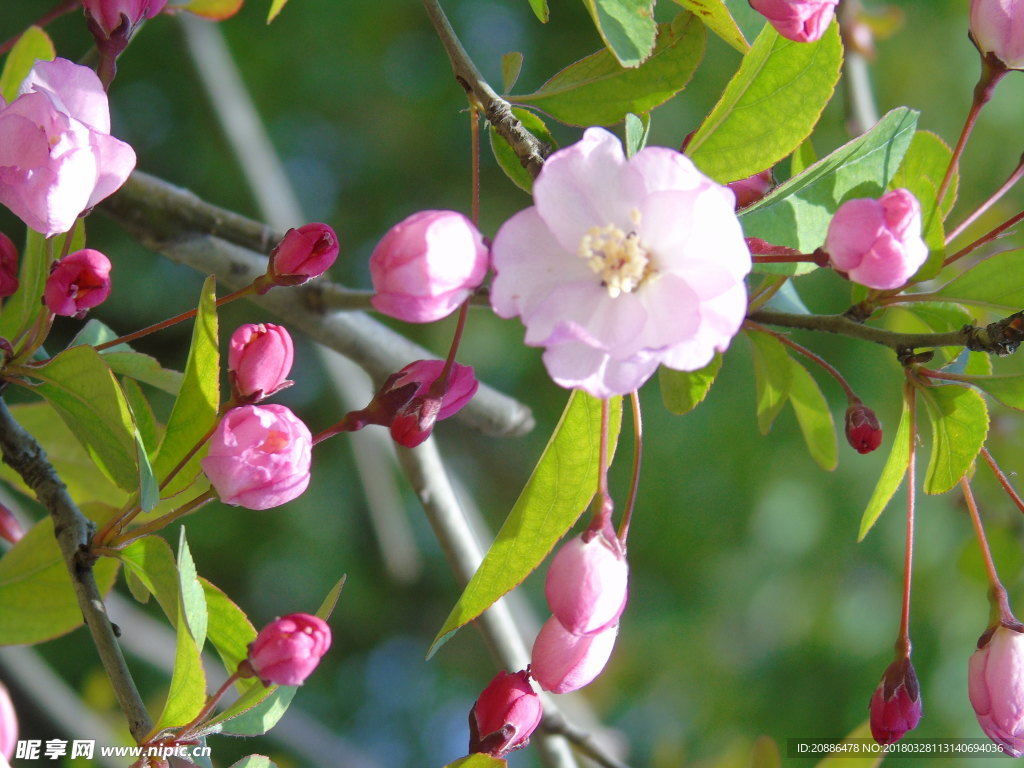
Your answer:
932;249;1024;311
918;385;988;495
70;319;185;396
117;536;181;624
177;527;208;649
658;354;721;415
890;131;953;282
947;372;1024;411
444;756;507;768
747;331;792;435
153;276;220;496
0;518;118;644
122;378;159;458
858;397;911;541
814;721;884;768
266;0;288;22
687;21;842;184
176;0;243;20
787;358;837;471
790;138;816;176
671;0;748;53
488;108;557;194
501;52;524;92
741;107;919;274
527;0;549;22
623;112;650;157
202;578;257;674
315;575;347;621
0;26;55;103
31;345;152;495
0;230;50;345
581;0;657;68
429;391;622;657
204;685;298;737
229;757;278;768
512;12;704;127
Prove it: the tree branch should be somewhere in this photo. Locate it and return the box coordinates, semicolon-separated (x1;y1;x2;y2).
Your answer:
0;398;152;742
421;0;550;178
99;172;535;439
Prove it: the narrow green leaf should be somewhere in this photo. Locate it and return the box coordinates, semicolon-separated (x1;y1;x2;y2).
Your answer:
687;21;842;184
858;398;911;541
0;27;55;103
177;0;243;20
741;107;919;273
117;536;181;623
946;372;1024;411
429;391;622;657
527;0;549;22
202;578;257;674
658;354;721;415
918;385;988;495
932;249;1024;311
70;320;185;395
0;518;118;644
229;757;278;768
31;346;146;493
488;108;557;194
316;575;347;621
671;0;748;53
623;112;650;157
747;331;792;435
153;276;219;496
512;12;704;127
178;527;208;649
155;601;208;729
787;358;837;470
266;0;288;22
502;52;524;93
0;230;50;344
205;685;297;737
122;378;159;458
581;0;657;68
444;756;507;768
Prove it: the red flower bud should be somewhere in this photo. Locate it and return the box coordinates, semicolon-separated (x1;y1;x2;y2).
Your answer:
0;232;18;299
869;656;922;745
44;249;112;318
384;360;478;448
228;323;294;402
83;0;168;39
727;169;774;210
265;223;339;287
245;613;331;686
0;503;24;546
468;670;542;758
845;402;883;454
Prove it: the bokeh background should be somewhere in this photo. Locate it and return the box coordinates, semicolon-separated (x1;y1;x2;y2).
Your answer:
2;0;1024;766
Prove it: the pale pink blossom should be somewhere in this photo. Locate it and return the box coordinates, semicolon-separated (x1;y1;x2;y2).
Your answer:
228;323;294;402
545;531;628;636
0;58;136;236
969;625;1024;756
971;0;1024;70
824;189;928;291
531;617;618;694
44;249;112;317
246;613;331;686
749;0;838;42
0;681;15;763
83;0;168;38
201;405;312;510
490;128;751;398
370;210;489;323
469;670;543;758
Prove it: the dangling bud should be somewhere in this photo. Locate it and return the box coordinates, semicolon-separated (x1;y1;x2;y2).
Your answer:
869;656;922;745
845;402;883;454
970;0;1024;71
545;530;628;636
468;670;543;758
969;624;1024;756
381;360;478;448
530;617;618;694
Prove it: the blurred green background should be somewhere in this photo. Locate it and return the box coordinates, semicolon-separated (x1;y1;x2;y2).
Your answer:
2;0;1024;766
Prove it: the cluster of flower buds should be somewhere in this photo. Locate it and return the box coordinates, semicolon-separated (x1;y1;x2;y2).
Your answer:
240;613;332;687
531;528;628;693
468;669;543;758
44;249;113;318
255;223;339;293
369;210;489;323
969;624;1024;756
748;0;839;43
0;233;18;299
869;655;922;745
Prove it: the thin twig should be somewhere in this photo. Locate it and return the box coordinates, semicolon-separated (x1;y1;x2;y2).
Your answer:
0;399;152;742
542;709;632;768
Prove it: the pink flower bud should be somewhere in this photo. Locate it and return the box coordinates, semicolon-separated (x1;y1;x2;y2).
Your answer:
468;669;543;758
0;233;18;299
971;0;1024;70
869;656;922;745
228;323;295;402
727;169;775;209
44;249;112;317
748;0;838;43
245;613;331;686
969;625;1024;756
0;681;16;763
0;504;24;546
266;223;339;286
545;531;628;636
201;404;312;510
845;402;883;454
824;189;928;290
370;210;489;323
386;360;478;448
83;0;168;38
530;616;618;694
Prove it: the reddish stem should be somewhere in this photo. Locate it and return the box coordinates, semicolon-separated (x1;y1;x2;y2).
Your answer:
947;153;1024;245
896;379;917;653
744;321;859;402
961;475;1016;626
617;391;642;545
980;446;1024;517
943;208;1024;268
106;490;216;549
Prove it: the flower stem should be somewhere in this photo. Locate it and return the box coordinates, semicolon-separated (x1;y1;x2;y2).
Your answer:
107;490;216;549
943;208;1024;268
980;446;1024;517
947;152;1024;244
617;391;642;545
0;0;79;56
897;379;917;654
146;671;241;746
961;475;1016;626
744;321;859;402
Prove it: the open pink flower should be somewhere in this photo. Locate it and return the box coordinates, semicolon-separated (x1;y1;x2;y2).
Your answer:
969;625;1024;756
749;0;838;42
0;58;136;236
490;128;750;398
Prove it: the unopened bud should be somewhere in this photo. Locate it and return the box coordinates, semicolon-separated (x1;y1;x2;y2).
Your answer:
869;656;922;745
264;223;339;289
545;531;628;636
44;249;112;318
727;169;774;210
468;669;542;758
0;504;24;545
228;323;294;402
970;0;1024;70
530;616;618;694
845;402;883;454
969;624;1024;756
382;360;478;448
243;613;331;686
0;233;18;299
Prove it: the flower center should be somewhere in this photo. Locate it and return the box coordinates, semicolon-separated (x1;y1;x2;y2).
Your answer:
260;429;290;453
577;220;652;298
